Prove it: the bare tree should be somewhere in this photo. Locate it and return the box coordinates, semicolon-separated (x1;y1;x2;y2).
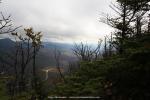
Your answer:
0;12;20;34
54;48;65;82
11;30;33;92
67;61;80;74
102;34;115;57
72;39;102;61
9;28;43;99
23;28;43;100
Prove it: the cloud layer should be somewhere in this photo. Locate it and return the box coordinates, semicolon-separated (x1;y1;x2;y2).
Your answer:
0;0;114;43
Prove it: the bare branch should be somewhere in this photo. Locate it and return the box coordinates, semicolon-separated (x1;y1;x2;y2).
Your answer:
0;12;21;34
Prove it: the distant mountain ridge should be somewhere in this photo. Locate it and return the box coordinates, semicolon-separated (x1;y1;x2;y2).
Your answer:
43;41;72;50
0;38;76;68
0;38;15;50
0;38;73;50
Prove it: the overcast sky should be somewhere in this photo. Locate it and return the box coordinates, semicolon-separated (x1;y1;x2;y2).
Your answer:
0;0;114;43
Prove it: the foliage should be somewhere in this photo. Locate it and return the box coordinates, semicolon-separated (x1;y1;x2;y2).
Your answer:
0;77;9;100
0;0;150;99
50;33;150;99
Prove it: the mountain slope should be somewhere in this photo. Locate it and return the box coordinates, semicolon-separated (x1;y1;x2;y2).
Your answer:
0;38;76;69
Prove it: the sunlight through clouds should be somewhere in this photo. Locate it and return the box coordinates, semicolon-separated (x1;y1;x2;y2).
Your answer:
0;0;113;43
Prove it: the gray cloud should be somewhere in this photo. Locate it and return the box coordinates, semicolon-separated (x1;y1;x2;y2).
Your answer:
0;0;114;43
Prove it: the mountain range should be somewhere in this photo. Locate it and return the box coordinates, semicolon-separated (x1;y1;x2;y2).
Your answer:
0;38;76;69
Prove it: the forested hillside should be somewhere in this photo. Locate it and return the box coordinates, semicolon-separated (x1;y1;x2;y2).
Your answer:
50;33;150;99
49;0;150;100
0;0;150;100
